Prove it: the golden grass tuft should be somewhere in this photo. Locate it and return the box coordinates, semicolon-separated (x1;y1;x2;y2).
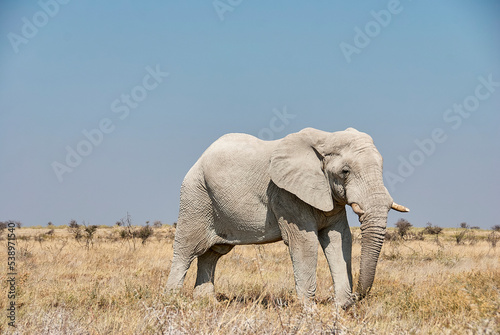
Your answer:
0;227;498;334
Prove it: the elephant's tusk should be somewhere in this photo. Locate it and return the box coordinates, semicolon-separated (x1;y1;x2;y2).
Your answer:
350;203;365;216
391;202;410;212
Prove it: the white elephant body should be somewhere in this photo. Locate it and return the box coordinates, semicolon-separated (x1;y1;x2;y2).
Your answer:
183;133;282;245
166;128;409;308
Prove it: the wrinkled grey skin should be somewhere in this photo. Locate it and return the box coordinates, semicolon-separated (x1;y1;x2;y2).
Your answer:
166;127;407;308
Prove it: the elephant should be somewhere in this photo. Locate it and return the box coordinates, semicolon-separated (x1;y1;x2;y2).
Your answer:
166;127;409;309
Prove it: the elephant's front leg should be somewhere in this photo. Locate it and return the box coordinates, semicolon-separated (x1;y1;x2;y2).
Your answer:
318;210;353;308
278;217;319;301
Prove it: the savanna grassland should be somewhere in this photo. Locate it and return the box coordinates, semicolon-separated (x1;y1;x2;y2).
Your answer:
0;225;499;334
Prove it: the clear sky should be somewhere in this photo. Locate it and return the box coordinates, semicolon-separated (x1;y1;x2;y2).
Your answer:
1;0;499;229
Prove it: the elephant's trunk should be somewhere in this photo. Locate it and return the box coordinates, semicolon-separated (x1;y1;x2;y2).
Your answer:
357;220;386;298
344;187;390;309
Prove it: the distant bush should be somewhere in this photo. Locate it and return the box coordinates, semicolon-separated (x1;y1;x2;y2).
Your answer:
395;219;412;238
454;222;484;245
82;224;98;249
68;220;97;249
492;225;500;232
1;221;22;229
153;221;163;229
424;223;443;246
136;225;154;245
68;220;82;240
424;223;442;235
118;213;138;249
384;231;398;241
487;231;499;248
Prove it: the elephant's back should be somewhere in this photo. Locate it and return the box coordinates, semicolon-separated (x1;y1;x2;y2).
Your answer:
201;133;276;170
181;133;276;189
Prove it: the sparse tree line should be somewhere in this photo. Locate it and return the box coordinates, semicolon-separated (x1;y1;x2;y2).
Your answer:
0;215;175;249
1;219;499;249
384;219;500;248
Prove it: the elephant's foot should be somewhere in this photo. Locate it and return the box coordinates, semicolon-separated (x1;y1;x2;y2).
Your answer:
193;283;217;301
340;293;359;310
296;296;317;313
334;288;355;310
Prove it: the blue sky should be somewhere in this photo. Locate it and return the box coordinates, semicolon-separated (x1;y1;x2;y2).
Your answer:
1;0;499;229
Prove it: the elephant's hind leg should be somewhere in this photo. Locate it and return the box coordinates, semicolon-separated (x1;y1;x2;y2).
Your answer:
193;244;233;299
166;175;215;293
165;251;195;293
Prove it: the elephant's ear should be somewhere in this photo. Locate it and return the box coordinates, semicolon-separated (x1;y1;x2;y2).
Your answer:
270;128;334;212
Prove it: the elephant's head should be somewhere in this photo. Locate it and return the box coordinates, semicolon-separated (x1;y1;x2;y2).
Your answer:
270;127;409;307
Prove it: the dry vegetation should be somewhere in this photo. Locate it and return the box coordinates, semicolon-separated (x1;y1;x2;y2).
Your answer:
0;225;499;334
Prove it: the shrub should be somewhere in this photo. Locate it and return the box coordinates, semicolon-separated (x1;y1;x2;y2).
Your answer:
153;220;163;228
487;231;499;248
424;222;442;235
395;219;412;238
120;229;130;239
2;221;22;229
136;225;154;245
118;213;137;250
68;220;82;240
384;231;399;241
83;224;98;249
424;223;443;246
492;225;500;232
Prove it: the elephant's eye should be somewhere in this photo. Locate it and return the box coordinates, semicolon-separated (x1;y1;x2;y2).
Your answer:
341;167;350;177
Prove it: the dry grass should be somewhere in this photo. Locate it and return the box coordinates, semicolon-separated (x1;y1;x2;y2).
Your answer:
1;227;499;334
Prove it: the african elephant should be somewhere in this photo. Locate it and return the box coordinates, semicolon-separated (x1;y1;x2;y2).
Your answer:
166;127;409;308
